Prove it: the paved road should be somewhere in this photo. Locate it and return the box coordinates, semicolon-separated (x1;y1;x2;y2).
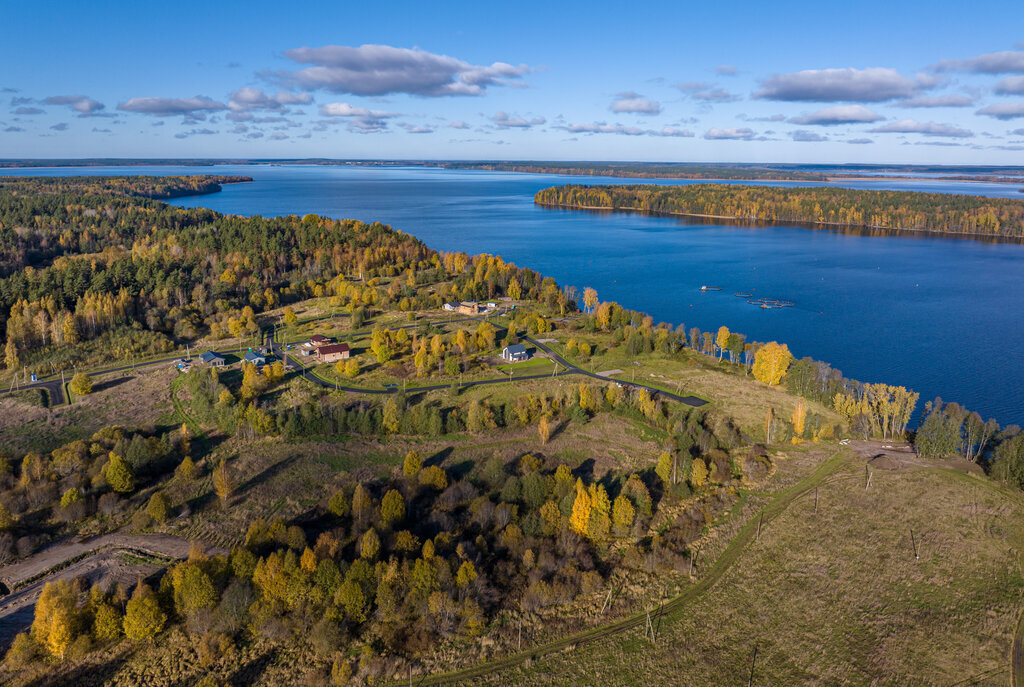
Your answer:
0;311;705;409
267;323;707;408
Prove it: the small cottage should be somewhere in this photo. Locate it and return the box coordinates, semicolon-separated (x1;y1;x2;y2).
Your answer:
199;351;227;367
501;344;530;362
315;342;351;363
243;351;266;366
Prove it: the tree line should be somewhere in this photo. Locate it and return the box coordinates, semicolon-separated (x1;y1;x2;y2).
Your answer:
535;184;1024;237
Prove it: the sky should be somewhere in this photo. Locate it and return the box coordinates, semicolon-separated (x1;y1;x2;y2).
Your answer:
2;0;1024;164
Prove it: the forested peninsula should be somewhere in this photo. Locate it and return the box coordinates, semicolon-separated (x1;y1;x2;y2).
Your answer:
535;183;1024;238
0;175;251;200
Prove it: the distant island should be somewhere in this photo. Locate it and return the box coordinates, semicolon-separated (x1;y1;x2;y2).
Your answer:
3;159;1023;185
0;174;252;199
535;183;1024;239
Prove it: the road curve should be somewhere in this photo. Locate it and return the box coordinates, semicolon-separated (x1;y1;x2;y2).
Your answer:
0;314;706;410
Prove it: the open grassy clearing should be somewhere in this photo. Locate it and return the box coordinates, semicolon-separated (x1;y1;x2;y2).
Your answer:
0;366;177;454
468;453;1024;686
540;332;840;436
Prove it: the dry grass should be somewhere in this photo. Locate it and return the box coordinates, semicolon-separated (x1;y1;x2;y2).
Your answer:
0;367;176;454
473;453;1024;686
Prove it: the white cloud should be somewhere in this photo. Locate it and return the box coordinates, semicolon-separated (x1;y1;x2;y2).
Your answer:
995;76;1024;95
43;94;105;115
790;130;828;142
703;127;755;140
788;105;884;125
976;102;1024;119
754;67;920;102
560;121;692;137
896;94;974;108
847;138;874;144
272;43;530;96
448;120;470;129
869;119;973;137
716;65;738;76
398;122;434;134
933;51;1024;74
693;88;740;103
318;102;398;132
118;96;227;118
610;92;661;114
491;111;545;129
228;87;312;112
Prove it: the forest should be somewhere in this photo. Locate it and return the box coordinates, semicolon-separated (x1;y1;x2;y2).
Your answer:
445;162;828;181
2;174;1024;684
535;183;1024;238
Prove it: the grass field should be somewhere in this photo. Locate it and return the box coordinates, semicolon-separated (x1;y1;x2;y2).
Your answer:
461;450;1024;686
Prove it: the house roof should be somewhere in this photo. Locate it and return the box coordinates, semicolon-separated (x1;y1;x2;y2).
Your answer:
243;351;265;362
504;344;527;355
310;334;329;343
199;351;224;363
316;343;350;355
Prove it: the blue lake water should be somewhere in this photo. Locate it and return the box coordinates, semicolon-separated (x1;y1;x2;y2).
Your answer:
5;164;1024;426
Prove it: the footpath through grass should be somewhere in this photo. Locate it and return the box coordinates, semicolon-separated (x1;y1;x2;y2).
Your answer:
394;450;850;686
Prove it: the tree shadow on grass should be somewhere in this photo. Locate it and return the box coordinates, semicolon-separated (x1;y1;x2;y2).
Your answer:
225;646;280;686
424;447;453;468
26;650;131;687
91;375;134;393
548;419;571;443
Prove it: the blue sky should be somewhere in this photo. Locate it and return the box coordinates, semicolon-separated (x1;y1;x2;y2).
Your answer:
2;0;1023;163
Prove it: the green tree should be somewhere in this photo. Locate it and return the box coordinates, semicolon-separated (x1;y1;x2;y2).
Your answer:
380;489;405;528
123;581;166;641
402;450;422;477
612;494;635;536
328;489;349;517
104;452;135;493
69;372;93;396
146;492;170;523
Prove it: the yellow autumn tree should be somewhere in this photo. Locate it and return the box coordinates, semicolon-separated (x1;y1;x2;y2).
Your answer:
402;450;422;477
612;494;635;536
689;458;709;490
582;287;599;312
716;326;730;360
123;581;166;641
538;416;551;445
569;479;591;536
752;342;794;386
792;397;807;440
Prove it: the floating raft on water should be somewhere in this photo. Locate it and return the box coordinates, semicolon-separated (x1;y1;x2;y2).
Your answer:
699;285;723;291
747;297;795;309
734;292;752;298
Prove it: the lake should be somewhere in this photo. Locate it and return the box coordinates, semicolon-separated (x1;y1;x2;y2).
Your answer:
5;164;1024;426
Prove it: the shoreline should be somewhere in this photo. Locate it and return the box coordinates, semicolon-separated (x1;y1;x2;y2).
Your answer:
535;200;1024;244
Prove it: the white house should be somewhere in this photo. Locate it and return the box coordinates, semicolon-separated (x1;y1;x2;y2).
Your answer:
501;344;530;362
